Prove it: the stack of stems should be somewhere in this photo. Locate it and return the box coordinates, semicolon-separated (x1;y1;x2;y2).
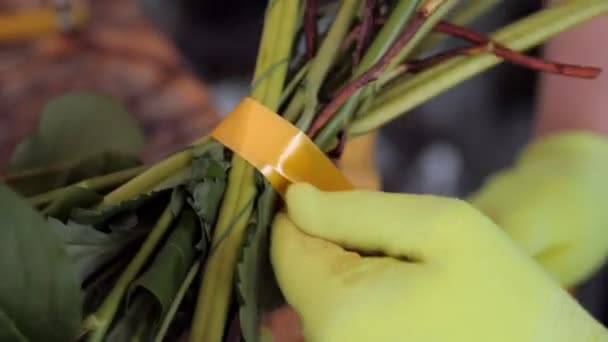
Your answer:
351;0;608;134
188;1;300;341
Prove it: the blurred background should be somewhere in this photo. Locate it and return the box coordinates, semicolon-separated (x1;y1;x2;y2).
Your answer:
2;0;607;324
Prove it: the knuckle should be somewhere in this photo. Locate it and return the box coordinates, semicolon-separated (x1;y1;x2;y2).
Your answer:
439;197;493;232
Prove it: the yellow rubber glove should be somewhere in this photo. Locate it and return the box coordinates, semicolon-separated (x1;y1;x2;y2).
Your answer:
271;184;607;342
470;132;608;288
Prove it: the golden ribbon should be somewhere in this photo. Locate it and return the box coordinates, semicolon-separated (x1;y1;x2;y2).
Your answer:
211;97;354;196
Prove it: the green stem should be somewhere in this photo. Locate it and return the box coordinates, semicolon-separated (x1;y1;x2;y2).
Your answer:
97;137;211;208
297;0;360;130
189;1;300;341
283;0;363;128
279;62;309;109
376;64;409;88
283;90;305;123
450;0;499;25
411;0;500;56
350;0;608;135
27;165;146;208
154;261;200;342
313;0;422;149
282;0;359;130
386;0;459;70
190;159;256;342
86;198;181;341
314;93;361;150
356;0;420;75
99;149;192;207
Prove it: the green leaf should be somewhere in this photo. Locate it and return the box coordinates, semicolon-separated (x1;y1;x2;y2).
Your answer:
9;91;144;172
169;186;186;217
237;185;284;342
130;207;199;319
42;186;103;221
85;188;185;341
6;90;144;196
154;261;201;342
0;185;82;342
47;218;144;283
191;140;225;160
0;310;28;342
108;206;200;340
188;156;228;249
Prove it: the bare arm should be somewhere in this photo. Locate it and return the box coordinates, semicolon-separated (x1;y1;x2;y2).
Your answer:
535;13;608;136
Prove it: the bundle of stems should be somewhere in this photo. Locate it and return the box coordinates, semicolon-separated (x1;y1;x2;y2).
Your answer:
9;1;607;341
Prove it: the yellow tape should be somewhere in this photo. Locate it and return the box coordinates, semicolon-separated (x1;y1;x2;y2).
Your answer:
211;97;353;196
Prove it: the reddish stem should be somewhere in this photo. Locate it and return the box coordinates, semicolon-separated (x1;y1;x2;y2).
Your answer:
313;6;600;139
353;0;377;68
342;16;386;53
433;21;482;43
305;0;318;59
433;21;601;79
406;44;488;72
308;7;433;137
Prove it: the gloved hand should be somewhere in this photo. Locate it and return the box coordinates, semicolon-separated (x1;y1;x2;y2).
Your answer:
470;131;608;288
271;184;607;342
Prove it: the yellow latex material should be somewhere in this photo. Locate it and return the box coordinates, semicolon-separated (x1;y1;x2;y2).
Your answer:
271;184;608;342
339;132;381;191
0;6;88;43
470;132;608;288
211;97;353;196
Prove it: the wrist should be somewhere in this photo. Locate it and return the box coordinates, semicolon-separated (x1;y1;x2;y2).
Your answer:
534;14;608;137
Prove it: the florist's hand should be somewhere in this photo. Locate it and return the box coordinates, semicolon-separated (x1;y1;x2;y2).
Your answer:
470;132;608;287
270;184;606;342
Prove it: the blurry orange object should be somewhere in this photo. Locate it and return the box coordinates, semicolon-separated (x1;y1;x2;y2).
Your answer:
340;132;381;191
261;306;304;342
0;4;88;43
